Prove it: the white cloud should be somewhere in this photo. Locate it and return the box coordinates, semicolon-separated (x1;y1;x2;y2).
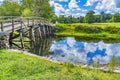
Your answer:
84;0;120;13
95;0;120;13
49;0;120;17
69;0;80;10
49;0;55;7
85;0;101;6
59;0;68;2
95;0;115;11
54;3;66;16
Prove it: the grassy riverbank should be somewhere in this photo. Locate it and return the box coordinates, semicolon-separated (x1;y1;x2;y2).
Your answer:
55;23;120;41
0;50;120;80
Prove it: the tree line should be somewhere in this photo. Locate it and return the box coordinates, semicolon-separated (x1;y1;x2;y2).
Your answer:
51;10;120;24
1;0;120;23
0;0;53;19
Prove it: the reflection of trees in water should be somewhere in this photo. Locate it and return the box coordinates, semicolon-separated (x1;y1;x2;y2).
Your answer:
30;36;53;56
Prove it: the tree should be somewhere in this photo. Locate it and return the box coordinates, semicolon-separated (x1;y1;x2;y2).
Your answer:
100;11;105;22
84;10;95;23
22;8;33;17
79;16;84;23
0;1;21;16
94;15;101;22
112;13;120;22
51;15;58;23
104;13;112;22
30;0;53;19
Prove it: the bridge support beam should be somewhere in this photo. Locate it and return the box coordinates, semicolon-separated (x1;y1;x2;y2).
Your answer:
0;32;9;49
20;30;24;50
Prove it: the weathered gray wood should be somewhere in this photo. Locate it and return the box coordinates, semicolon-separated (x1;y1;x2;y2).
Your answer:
20;30;24;49
9;33;13;48
0;16;54;50
12;18;14;32
0;22;3;31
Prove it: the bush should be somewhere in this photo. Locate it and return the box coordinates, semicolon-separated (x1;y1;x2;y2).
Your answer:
75;25;103;33
54;24;66;32
104;27;120;34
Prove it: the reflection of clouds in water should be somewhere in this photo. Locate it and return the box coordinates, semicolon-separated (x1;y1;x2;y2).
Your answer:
49;37;120;64
66;37;76;47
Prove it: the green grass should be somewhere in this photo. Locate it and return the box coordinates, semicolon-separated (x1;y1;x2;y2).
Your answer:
55;23;120;40
0;50;120;80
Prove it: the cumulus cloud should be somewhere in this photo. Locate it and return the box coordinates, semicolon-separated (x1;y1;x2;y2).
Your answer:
69;0;80;10
59;0;68;2
95;0;120;13
84;0;120;14
54;3;66;15
49;0;120;17
85;0;101;6
95;0;116;11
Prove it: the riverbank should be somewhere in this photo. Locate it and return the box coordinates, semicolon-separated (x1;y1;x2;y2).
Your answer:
55;23;120;41
0;50;120;80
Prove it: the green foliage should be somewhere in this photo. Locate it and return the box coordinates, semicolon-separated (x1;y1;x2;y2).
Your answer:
22;8;33;17
66;63;74;72
51;11;113;24
51;15;58;23
54;24;66;32
75;25;103;33
55;23;120;41
79;16;84;23
112;13;120;22
93;59;100;68
0;1;21;16
30;0;53;19
0;0;53;19
108;55;117;72
104;27;120;34
0;50;120;80
84;10;95;23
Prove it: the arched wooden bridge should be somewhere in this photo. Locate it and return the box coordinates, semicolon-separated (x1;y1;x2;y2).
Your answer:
0;16;54;50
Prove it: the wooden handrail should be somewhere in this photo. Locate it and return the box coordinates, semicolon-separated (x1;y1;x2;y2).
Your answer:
0;16;53;32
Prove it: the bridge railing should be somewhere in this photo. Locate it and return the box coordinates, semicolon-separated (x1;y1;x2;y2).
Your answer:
0;16;52;32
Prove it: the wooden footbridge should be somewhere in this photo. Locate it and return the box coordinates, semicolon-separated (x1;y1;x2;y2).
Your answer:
0;16;54;50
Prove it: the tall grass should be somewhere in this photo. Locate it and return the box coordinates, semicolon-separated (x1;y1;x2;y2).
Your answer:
0;50;120;80
55;23;120;41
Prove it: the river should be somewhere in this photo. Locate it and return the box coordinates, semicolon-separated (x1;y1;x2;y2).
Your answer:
28;36;120;65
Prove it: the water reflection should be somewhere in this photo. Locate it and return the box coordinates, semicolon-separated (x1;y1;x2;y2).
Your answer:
30;37;53;56
49;37;120;65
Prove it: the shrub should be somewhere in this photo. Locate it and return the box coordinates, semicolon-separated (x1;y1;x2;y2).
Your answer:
54;24;66;32
104;27;120;34
75;25;103;33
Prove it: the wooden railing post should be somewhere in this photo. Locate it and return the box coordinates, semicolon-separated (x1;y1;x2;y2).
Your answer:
20;18;23;29
0;22;3;31
12;18;14;32
32;19;34;25
27;18;29;26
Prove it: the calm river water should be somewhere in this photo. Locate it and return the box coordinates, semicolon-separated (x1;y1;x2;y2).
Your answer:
30;37;120;65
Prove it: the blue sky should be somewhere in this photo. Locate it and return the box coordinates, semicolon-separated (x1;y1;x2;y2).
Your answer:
1;0;120;17
49;0;120;17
